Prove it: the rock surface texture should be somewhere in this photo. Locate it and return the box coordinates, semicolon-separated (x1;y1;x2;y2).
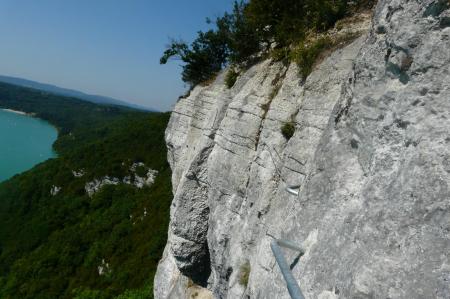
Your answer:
155;0;450;298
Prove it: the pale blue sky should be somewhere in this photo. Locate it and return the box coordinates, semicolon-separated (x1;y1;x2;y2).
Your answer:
0;0;234;111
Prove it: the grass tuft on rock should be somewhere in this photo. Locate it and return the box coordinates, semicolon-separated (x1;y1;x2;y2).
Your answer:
291;36;334;80
238;261;251;287
291;31;362;80
281;121;296;140
225;68;240;88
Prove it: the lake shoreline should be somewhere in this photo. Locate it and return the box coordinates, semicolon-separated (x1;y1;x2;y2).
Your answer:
0;109;57;182
1;107;60;136
1;108;30;116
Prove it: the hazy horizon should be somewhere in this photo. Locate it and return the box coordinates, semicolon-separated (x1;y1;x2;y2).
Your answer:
0;0;233;111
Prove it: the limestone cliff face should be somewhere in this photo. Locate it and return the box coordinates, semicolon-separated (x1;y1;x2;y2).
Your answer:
155;0;450;298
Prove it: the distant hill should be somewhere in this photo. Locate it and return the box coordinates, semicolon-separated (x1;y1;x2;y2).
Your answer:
0;75;155;111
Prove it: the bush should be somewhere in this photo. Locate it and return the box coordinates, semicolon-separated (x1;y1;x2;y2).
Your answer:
227;1;261;64
225;68;240;88
160;29;230;87
115;284;153;299
291;36;334;80
73;288;110;299
245;0;347;47
238;261;251;287
292;31;362;80
281;121;296;140
270;47;291;63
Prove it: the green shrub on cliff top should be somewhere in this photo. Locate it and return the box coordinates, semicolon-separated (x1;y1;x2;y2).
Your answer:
161;0;375;86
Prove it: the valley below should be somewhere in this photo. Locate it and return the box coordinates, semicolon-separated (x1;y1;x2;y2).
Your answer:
0;82;173;299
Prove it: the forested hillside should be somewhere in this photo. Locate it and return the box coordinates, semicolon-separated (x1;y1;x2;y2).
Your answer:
0;82;172;299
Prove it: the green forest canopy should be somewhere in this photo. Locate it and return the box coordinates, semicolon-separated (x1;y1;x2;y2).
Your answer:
0;82;172;299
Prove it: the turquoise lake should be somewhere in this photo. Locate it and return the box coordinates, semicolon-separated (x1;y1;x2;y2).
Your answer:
0;109;57;182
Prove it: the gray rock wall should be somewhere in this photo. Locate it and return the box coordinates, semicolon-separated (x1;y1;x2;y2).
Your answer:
155;1;450;298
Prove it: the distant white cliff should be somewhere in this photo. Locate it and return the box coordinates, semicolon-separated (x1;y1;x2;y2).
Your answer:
85;162;158;197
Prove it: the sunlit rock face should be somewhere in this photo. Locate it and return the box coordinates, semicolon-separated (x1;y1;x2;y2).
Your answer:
155;0;450;298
